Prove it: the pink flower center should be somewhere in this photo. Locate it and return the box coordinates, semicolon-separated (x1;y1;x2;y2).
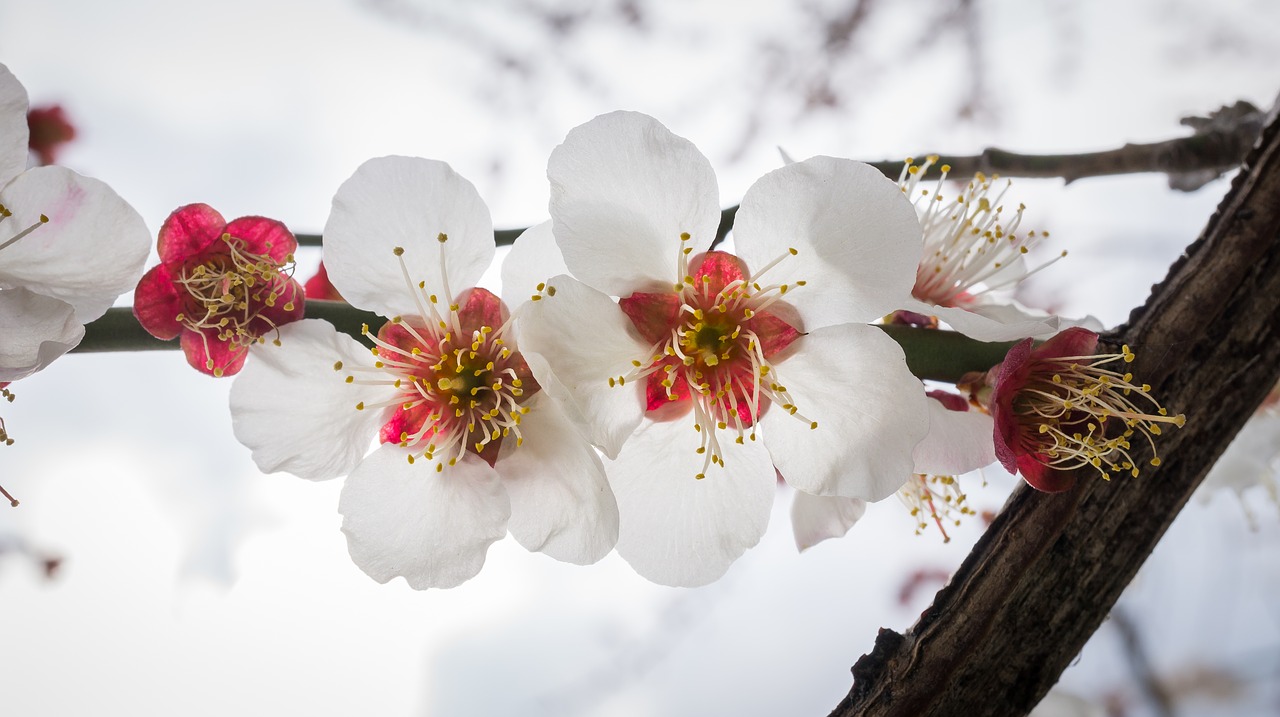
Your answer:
612;234;808;479
336;240;538;471
173;233;297;373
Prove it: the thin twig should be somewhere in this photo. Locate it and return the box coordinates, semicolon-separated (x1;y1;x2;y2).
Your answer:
293;101;1264;249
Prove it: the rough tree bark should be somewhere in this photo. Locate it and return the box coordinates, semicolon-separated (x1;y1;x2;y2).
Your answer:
828;107;1280;715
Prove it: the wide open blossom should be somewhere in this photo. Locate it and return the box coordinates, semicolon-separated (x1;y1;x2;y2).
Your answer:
791;389;996;550
516;111;931;586
1198;380;1280;525
133;204;305;377
0;62;150;383
230;157;617;589
966;327;1185;492
891;157;1083;342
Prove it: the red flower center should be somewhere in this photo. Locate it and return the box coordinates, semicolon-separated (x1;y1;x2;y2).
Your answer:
337;242;539;470
613;237;807;478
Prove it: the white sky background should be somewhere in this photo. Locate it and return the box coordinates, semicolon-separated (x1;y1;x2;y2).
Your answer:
1;0;1280;714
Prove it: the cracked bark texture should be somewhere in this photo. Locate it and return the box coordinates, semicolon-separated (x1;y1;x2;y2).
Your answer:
829;107;1280;716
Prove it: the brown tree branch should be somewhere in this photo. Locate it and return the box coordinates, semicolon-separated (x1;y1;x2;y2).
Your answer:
829;101;1280;716
293;101;1265;249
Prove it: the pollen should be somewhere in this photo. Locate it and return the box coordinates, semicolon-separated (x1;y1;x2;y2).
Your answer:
897;473;977;542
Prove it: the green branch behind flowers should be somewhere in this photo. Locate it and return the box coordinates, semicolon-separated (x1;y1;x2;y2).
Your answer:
74;303;1016;383
291;100;1265;249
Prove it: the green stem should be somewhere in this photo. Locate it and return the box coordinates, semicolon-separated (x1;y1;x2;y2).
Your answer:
75;305;1016;383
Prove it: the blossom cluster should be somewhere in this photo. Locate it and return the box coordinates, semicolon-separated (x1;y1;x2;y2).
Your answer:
216;112;1183;589
0;63;1187;589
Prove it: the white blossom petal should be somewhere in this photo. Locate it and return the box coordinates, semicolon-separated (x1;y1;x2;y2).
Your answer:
0;166;150;322
912;396;996;476
609;417;776;587
0;63;29;186
514;274;648;459
549;111;720;297
230;319;396;481
339;444;509;590
763;323;929;501
790;491;867;552
495;393;619;565
734;156;922;328
324;156;494;317
500;221;566;311
0;287;83;382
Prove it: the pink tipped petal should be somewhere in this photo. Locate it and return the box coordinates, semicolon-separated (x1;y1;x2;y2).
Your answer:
495;393;619;565
0;64;29;185
734;157;922;328
514;274;649;459
230;319;397;480
131;264;183;340
608;417;776;587
790;491;867;552
222;215;297;263
500;222;568;311
339;445;510;590
912;396;997;476
548;111;720;297
0;288;83;382
0;167;150;322
762;323;930;501
180;330;248;378
157;203;227;264
324;156;494;317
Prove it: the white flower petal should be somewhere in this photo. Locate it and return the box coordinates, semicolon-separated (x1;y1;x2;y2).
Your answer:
339;444;509;590
0;63;29;185
912;396;996;476
514;274;648;459
0;166;150;321
500;221;566;311
549;111;720;297
790;491;867;552
609;417;776;587
902;297;1059;342
230;319;396;481
324;156;494;317
0;287;83;382
495;393;619;565
734;156;922;328
763;323;929;501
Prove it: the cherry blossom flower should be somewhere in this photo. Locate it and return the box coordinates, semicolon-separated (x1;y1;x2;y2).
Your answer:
133;204;305;377
967;327;1185;492
790;389;996;550
891;157;1082;341
230;157;617;589
1198;381;1280;525
516;111;930;586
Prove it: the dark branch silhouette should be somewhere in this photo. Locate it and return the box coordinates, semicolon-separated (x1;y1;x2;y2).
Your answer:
827;93;1280;717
